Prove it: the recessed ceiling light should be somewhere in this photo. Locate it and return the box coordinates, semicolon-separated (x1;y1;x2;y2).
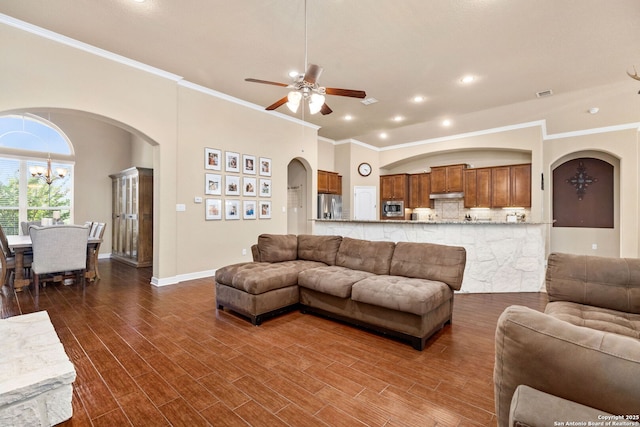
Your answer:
460;75;475;84
344;115;353;121
442;119;452;127
392;115;404;122
288;70;299;79
412;95;425;103
588;107;599;114
379;132;388;139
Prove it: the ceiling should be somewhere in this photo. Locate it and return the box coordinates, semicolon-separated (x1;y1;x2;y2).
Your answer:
1;0;640;147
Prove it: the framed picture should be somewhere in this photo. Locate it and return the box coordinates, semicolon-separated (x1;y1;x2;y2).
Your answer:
205;199;222;220
225;175;240;195
243;200;257;220
205;173;222;195
243;177;257;196
259;157;272;176
243;154;256;175
259;178;272;197
205;148;221;170
225;199;240;220
225;151;240;173
259;201;272;219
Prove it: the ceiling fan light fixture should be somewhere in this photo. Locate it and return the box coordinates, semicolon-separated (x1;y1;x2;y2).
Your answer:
308;93;325;114
286;91;302;113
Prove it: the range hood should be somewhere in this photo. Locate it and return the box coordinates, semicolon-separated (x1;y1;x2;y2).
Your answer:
430;192;464;199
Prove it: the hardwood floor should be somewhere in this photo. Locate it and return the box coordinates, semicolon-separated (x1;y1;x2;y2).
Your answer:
1;260;547;427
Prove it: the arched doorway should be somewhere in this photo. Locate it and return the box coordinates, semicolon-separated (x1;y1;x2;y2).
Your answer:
287;158;311;235
550;151;619;256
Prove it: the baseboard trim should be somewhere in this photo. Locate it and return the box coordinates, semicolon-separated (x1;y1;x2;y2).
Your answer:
151;269;216;287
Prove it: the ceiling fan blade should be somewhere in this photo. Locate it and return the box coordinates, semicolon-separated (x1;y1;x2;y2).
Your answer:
265;96;289;111
245;78;289;87
325;87;367;98
303;64;323;84
320;103;333;115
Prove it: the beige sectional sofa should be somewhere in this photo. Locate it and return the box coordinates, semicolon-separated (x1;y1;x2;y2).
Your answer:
215;234;466;350
494;252;640;427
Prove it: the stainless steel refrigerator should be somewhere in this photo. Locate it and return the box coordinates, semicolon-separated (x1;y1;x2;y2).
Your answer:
317;194;342;219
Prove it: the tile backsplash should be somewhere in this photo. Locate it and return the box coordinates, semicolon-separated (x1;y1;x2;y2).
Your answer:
412;199;530;222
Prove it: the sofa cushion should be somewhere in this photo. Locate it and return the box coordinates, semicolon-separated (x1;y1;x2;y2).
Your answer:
390;242;466;291
221;260;325;294
335;237;396;275
298;266;374;298
351;275;452;316
215;262;266;286
256;234;298;263
297;235;342;266
546;252;640;315
545;301;640;339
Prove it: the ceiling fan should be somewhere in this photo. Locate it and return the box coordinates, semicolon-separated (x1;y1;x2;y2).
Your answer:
244;0;366;115
245;63;366;115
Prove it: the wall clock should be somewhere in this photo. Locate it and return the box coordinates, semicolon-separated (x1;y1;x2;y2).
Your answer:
358;162;372;177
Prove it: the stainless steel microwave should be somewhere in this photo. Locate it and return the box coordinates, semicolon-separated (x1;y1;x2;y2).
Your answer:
382;200;404;217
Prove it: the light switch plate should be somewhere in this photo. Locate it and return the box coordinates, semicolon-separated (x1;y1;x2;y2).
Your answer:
194;197;203;203
176;204;186;212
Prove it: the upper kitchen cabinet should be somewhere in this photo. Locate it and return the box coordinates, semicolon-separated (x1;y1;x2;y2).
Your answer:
491;163;531;207
381;174;409;201
464;168;492;208
430;164;466;193
318;170;342;195
409;173;432;208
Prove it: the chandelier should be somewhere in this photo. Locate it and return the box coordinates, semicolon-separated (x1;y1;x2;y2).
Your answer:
29;155;67;185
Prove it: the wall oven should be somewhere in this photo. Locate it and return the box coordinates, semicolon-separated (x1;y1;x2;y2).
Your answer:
382;200;405;218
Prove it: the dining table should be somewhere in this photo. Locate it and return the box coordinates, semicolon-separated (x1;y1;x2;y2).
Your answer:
7;235;103;290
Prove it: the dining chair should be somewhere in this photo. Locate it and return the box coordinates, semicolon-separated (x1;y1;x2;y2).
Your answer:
29;225;90;298
0;224;32;288
89;222;106;280
21;221;42;236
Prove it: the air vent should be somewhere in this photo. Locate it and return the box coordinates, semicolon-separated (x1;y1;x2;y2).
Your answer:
361;97;379;105
536;89;553;98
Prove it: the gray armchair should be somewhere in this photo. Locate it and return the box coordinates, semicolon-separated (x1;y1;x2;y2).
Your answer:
29;225;90;297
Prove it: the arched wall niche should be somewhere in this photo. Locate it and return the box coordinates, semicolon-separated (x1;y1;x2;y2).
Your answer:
549;149;620;257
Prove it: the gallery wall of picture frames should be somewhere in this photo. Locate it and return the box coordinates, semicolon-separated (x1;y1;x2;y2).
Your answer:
204;148;272;221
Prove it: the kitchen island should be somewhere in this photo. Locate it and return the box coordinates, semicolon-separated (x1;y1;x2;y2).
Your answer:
314;219;549;293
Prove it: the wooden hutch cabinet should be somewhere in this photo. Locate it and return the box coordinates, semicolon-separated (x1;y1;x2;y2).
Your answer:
430;164;465;193
109;167;153;267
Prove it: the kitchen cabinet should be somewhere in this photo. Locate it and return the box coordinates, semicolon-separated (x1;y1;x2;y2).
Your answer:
409;173;432;208
110;167;153;268
491;163;531;208
380;174;408;201
318;170;341;194
464;168;492;208
430;164;465;193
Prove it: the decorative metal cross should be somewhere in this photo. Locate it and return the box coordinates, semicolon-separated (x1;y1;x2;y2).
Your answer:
566;161;597;200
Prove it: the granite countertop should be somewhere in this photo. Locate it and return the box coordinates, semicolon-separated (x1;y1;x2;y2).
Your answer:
314;219;548;225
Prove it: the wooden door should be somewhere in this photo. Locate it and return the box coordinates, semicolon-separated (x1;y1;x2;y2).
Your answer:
510;164;531;207
430;167;447;193
447;165;464;192
491;166;511;207
318;170;329;193
476;168;492;207
464;169;477;207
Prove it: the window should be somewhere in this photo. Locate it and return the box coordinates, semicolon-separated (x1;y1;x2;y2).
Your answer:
0;114;74;235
